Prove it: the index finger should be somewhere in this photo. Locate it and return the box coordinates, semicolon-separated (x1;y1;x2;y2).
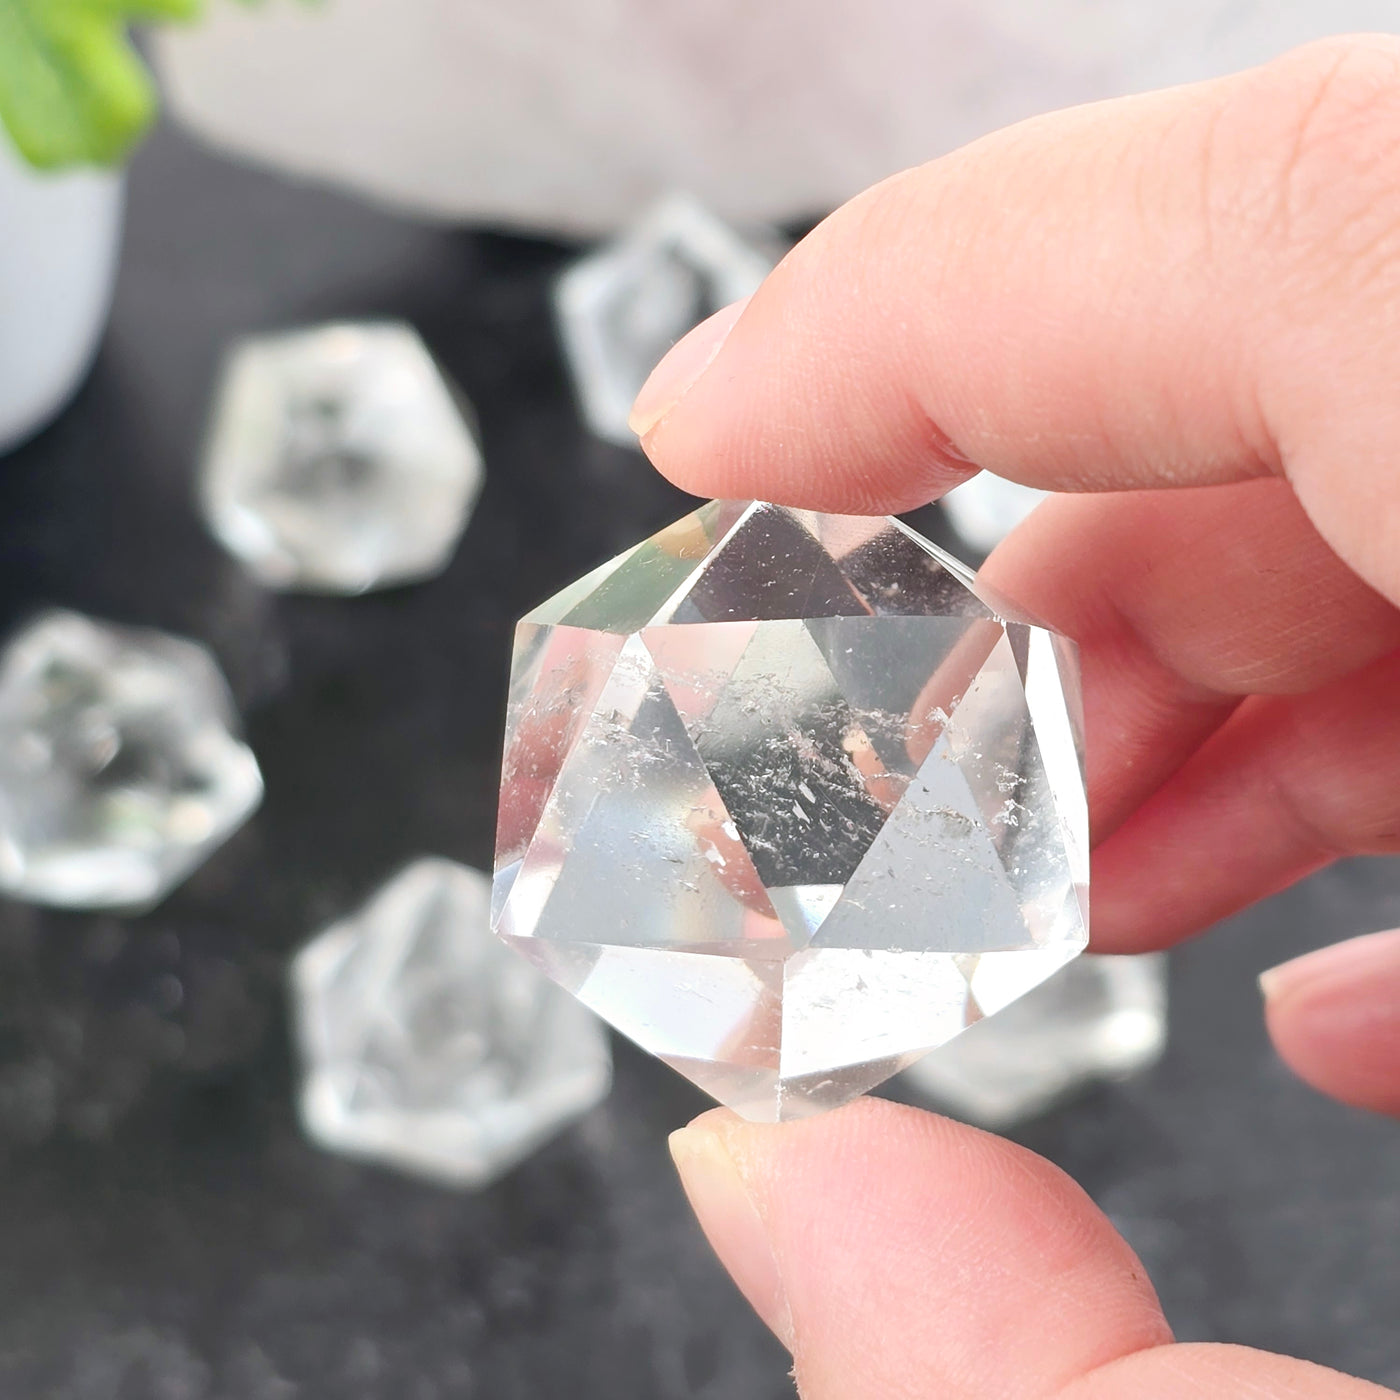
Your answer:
635;35;1400;609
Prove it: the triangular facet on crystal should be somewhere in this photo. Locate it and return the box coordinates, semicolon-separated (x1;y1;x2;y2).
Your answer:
496;623;627;873
500;635;796;958
494;501;1089;1121
828;515;1001;619
681;618;895;891
517;939;785;1074
662;503;872;623
810;725;1043;955
525;500;748;633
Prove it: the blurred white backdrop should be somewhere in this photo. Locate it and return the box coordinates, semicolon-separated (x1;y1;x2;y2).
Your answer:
157;0;1400;234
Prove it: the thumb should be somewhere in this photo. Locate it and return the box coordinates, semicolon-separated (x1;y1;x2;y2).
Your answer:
670;1098;1392;1399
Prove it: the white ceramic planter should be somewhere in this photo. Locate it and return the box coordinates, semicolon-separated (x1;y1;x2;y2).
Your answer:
0;136;124;454
156;0;1400;237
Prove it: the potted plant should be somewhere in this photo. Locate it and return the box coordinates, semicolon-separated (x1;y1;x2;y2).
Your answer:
0;0;198;452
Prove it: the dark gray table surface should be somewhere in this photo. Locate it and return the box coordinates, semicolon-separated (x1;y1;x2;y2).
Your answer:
0;124;1395;1399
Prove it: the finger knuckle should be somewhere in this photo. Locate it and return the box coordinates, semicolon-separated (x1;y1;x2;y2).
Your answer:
1268;678;1400;858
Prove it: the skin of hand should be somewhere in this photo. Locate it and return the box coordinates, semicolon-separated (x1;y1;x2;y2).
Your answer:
630;33;1400;1400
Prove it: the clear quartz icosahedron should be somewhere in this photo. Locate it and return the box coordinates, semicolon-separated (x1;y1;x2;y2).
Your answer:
292;858;612;1187
899;952;1167;1127
493;502;1089;1122
201;321;484;594
0;610;263;909
555;195;779;445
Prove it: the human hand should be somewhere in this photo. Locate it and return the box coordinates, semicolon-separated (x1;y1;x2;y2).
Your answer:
633;35;1400;1399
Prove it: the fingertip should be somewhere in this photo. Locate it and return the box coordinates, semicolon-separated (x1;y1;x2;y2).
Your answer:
630;297;751;440
1262;928;1400;1116
1259;927;1400;1004
669;1109;793;1347
635;211;985;512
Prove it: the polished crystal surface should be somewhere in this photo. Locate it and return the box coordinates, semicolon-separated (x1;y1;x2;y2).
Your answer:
494;501;1088;1121
556;195;778;445
941;473;1049;554
292;858;612;1187
201;321;484;593
900;953;1168;1125
0;611;263;909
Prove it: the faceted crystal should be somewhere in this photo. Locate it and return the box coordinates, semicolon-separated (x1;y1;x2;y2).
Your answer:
494;501;1089;1122
0;611;263;909
941;472;1049;554
292;858;613;1187
900;953;1168;1126
555;195;778;445
201;321;484;594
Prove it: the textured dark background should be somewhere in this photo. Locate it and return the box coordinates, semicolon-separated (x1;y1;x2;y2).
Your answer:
0;124;1396;1399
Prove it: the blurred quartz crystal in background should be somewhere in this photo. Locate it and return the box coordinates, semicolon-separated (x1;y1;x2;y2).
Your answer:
0;612;263;909
900;952;1169;1126
556;195;778;444
934;472;1169;1122
292;858;612;1187
201;322;484;594
941;474;1049;556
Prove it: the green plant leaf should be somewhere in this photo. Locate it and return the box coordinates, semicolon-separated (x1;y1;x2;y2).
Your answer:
0;0;200;169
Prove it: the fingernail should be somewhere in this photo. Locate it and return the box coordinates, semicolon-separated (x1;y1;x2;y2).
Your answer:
669;1115;793;1347
1259;927;1400;1004
629;297;751;439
